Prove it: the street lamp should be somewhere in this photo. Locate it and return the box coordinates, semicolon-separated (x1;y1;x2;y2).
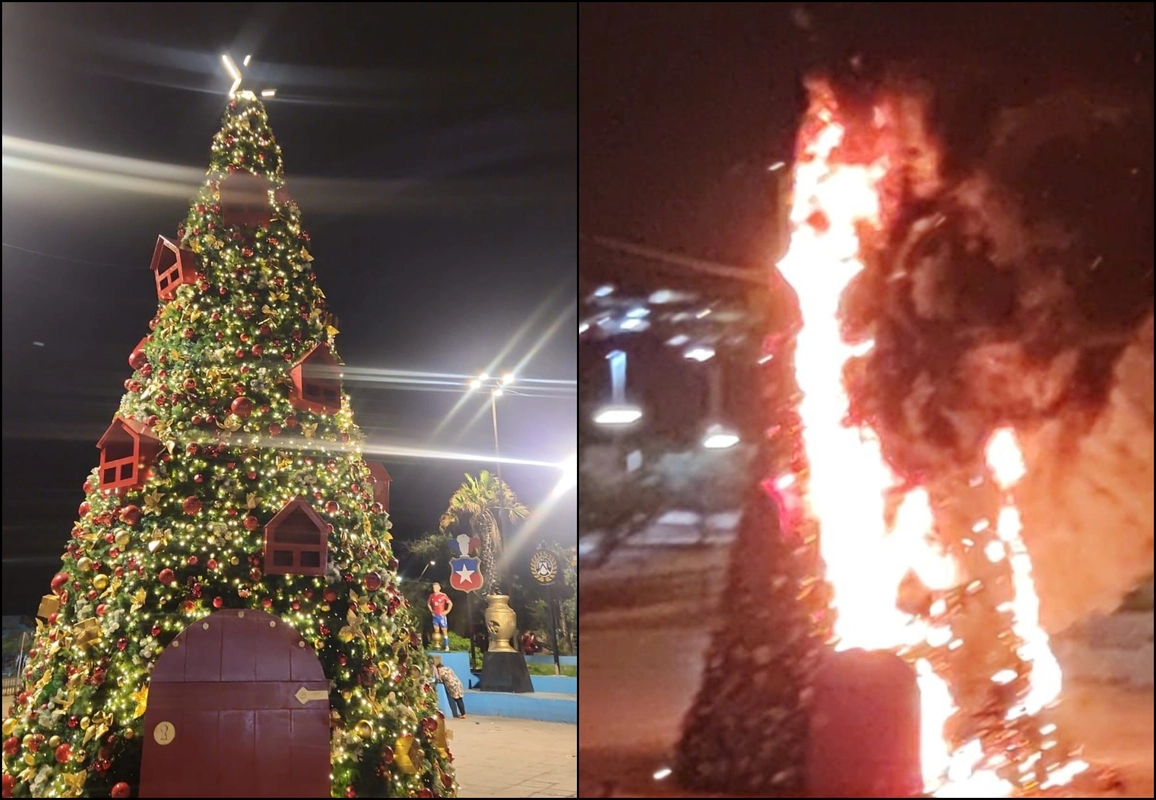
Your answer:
702;425;740;450
593;404;643;425
594;350;643;425
417;559;436;583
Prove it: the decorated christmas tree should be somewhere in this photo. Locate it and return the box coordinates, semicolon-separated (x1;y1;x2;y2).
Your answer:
1;92;456;799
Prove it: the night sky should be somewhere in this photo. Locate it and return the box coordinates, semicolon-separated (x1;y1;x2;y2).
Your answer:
581;3;1152;267
1;3;577;612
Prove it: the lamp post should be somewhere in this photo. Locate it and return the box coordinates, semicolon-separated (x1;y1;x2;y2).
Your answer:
701;362;740;450
417;559;436;583
468;371;516;656
593;350;643;427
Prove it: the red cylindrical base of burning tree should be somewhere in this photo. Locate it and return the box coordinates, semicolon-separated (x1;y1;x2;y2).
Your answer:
806;648;923;798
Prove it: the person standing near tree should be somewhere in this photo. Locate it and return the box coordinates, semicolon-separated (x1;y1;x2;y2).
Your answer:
428;582;453;652
435;662;467;719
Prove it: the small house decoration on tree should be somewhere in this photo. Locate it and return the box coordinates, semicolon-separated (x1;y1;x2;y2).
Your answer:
219;170;273;228
95;416;162;493
149;235;200;301
263;496;329;577
289;343;342;415
367;462;392;514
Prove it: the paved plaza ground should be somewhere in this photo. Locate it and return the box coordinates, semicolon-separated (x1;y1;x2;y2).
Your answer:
580;539;1154;798
448;715;577;798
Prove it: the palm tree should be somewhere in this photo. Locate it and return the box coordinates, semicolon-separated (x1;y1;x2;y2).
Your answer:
438;471;529;595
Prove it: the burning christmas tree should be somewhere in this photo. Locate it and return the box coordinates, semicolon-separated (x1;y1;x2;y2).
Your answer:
676;77;1094;797
1;93;455;799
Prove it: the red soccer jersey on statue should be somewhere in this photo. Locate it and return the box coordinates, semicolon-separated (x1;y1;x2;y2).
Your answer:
428;592;450;615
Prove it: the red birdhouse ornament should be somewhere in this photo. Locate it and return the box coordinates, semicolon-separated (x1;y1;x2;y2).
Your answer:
149;236;200;301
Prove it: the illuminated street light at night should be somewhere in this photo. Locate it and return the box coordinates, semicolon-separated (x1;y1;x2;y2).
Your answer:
702;425;740;450
594;404;643;425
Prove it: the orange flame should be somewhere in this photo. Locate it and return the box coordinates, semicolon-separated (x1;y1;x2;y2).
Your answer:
776;83;1083;795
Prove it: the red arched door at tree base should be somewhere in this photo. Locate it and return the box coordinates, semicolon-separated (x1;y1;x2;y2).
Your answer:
138;609;331;798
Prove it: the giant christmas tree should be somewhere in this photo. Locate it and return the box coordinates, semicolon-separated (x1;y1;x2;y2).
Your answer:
1;92;456;799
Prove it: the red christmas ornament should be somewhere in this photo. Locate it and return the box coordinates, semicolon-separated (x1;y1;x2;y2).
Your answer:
182;496;203;515
418;789;433;798
3;773;15;798
158;568;176;584
183;327;196;340
325;500;339;514
268;423;282;436
151;626;161;636
111;782;131;798
116;637;127;650
345;787;356;799
2;737;18;756
249;567;262;582
194;473;205;483
54;743;72;764
285;415;299;428
364;572;382;592
207;558;218;570
78;501;90;517
187;555;199;566
323;588;338;603
129;347;148;371
213;596;224;609
380;745;394;764
51;572;70;593
120;505;142;526
231;396;254;418
96;604;108;617
146;414;158;427
243;514;260;531
251;343;264;357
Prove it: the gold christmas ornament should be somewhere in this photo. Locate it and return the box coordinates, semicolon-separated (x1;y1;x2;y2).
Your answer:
354;720;373;739
49;735;62;748
76;557;94;572
93;574;109;591
394;734;422;774
431;716;449;758
2;718;17;736
37;594;61;619
115;530;132;548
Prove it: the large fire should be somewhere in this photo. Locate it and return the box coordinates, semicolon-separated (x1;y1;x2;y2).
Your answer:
776;81;1087;795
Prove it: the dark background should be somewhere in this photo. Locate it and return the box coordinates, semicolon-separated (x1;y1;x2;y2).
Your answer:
581;2;1153;267
2;3;577;612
